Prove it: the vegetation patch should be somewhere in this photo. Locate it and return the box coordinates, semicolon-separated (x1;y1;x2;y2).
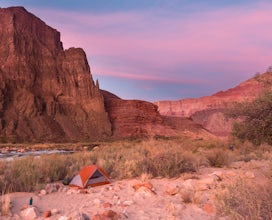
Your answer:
216;178;272;220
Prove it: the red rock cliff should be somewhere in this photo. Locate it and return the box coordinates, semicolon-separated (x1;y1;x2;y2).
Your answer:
0;7;111;142
155;72;272;136
102;90;176;138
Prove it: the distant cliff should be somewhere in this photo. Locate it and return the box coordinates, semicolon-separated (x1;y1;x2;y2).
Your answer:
0;7;112;142
102;90;176;138
155;72;272;136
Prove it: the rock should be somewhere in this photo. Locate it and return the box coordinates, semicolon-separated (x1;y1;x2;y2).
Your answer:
245;171;255;179
102;202;112;208
39;189;47;195
183;179;195;191
133;181;157;197
165;186;180;196
58;216;68;220
92;210;120;220
45;183;61;193
51;208;60;215
0;7;111;142
210;171;224;180
66;211;89;220
195;177;216;191
202;203;216;214
43;210;51;218
91;214;104;220
132;181;154;191
134;186;156;198
103;210;120;220
113;195;119;200
122;200;134;206
20;206;39;219
93;198;102;206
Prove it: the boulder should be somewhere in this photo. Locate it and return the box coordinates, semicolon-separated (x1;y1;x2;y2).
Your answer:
43;210;51;218
66;211;89;220
92;210;120;220
20;206;39;219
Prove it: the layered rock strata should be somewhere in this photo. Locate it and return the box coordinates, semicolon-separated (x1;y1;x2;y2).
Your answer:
102;90;176;138
0;7;111;142
155;72;272;136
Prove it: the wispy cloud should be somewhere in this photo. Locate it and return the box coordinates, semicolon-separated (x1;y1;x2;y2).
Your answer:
26;1;272;100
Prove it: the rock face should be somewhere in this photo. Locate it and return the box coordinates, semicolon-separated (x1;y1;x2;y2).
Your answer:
155;72;272;136
102;90;176;138
0;7;111;142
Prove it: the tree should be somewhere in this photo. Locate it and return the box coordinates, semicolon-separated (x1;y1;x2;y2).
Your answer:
227;90;272;145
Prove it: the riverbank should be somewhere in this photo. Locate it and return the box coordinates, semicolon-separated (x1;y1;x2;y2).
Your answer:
1;160;271;220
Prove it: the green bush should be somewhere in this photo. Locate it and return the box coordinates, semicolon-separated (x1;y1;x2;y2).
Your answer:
228;90;272;145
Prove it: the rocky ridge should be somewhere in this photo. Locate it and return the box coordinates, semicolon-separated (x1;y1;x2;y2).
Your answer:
155;72;272;136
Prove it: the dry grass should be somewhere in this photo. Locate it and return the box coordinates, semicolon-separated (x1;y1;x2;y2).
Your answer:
206;149;233;167
180;189;195;203
216;178;272;220
1;138;271;194
1;193;11;216
0;161;6;175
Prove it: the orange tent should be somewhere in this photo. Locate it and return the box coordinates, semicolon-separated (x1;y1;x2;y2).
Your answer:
69;165;110;188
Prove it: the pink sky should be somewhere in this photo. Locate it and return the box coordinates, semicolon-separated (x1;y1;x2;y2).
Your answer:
5;1;272;101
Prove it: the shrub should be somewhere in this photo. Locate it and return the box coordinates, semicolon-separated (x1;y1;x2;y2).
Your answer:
228;90;272;145
136;151;198;178
206;149;232;167
217;178;272;219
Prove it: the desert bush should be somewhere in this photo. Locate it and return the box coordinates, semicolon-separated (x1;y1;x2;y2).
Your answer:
135;151;198;178
231;141;272;162
228;90;272;145
206;149;232;167
3;157;40;192
217;178;272;220
180;189;195;203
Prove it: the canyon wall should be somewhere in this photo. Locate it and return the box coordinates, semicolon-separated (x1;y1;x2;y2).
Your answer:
0;7;111;142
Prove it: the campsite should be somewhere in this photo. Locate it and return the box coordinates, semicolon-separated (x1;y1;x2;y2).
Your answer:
1;139;272;219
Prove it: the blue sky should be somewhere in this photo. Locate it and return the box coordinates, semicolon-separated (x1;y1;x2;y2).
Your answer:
1;0;272;101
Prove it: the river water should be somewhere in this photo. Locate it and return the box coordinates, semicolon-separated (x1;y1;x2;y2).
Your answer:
0;149;74;161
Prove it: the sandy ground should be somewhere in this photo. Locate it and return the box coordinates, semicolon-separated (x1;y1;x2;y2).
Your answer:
1;160;270;220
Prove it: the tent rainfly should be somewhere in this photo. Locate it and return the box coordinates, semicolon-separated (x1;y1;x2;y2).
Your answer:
69;165;110;188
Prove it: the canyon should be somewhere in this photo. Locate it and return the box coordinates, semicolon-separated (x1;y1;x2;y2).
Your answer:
0;6;270;142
